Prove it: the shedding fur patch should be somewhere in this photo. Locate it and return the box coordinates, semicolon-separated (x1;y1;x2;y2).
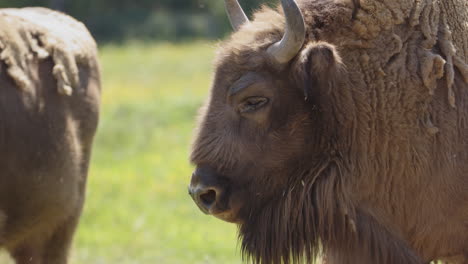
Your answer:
0;37;32;90
354;0;467;108
438;13;464;108
412;2;468;108
419;52;446;95
0;8;97;95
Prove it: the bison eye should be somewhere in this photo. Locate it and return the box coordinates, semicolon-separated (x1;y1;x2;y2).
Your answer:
238;96;269;113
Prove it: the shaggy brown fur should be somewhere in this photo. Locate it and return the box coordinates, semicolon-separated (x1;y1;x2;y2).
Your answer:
0;8;100;264
190;0;468;263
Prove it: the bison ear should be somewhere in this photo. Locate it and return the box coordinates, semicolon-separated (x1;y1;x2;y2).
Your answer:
292;42;342;100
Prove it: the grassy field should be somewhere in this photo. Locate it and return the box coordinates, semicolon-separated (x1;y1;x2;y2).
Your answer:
0;42;242;264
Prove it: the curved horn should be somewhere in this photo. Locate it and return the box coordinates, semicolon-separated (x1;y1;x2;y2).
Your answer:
267;0;306;64
224;0;249;31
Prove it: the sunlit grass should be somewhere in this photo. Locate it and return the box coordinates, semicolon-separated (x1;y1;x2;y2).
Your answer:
74;41;240;264
0;41;241;264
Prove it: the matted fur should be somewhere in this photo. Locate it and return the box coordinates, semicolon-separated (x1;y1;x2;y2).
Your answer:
0;7;98;96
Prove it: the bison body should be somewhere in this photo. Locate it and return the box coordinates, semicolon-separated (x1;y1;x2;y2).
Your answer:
189;0;468;263
0;8;100;264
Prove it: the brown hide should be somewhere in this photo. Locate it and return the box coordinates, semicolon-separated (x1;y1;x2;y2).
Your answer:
190;0;468;263
0;8;100;264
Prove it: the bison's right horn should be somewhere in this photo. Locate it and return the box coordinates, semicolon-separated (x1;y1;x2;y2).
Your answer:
267;0;306;64
225;0;249;31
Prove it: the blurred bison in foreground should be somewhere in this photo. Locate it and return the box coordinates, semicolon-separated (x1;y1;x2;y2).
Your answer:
189;0;468;263
0;8;100;264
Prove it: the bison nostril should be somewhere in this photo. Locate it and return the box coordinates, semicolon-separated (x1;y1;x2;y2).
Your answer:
200;189;217;207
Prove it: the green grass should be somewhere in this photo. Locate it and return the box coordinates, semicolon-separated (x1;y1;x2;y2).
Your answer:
0;41;241;264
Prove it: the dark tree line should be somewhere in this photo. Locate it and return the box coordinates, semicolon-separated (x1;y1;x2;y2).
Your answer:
0;0;275;42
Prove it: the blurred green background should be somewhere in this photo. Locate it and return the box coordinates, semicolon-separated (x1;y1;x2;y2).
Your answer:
0;0;277;263
0;0;275;42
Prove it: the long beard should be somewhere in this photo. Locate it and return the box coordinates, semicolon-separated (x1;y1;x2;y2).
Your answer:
237;163;352;264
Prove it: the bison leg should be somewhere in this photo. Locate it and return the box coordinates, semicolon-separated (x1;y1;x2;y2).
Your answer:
41;210;83;264
7;213;80;264
10;244;43;264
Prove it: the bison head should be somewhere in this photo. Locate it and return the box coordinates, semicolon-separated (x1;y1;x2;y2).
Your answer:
189;0;346;263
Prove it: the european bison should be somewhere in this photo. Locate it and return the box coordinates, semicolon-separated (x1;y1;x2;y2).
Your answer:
189;0;468;263
0;8;100;264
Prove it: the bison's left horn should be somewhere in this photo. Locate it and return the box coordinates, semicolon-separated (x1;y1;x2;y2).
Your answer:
225;0;249;31
267;0;306;64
